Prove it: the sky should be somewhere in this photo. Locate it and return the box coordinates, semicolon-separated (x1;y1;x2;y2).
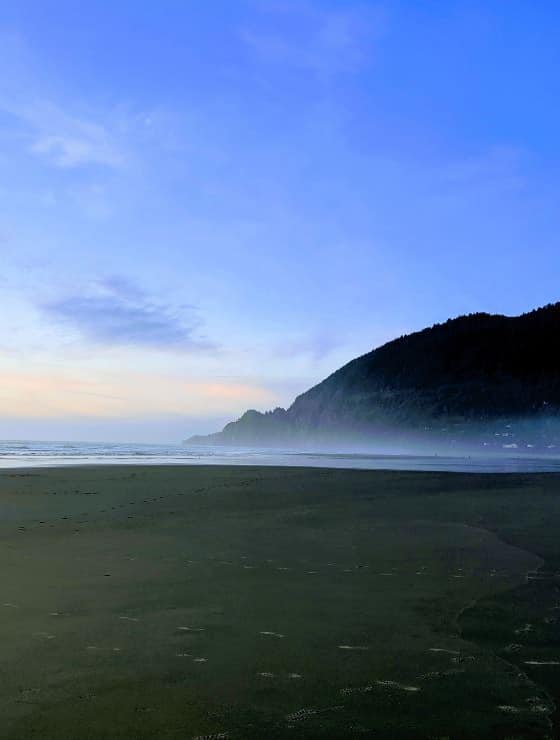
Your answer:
0;1;559;442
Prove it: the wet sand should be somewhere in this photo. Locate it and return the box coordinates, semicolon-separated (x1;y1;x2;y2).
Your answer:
1;466;559;738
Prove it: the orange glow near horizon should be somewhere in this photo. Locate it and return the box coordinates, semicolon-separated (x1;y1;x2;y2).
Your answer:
0;371;279;419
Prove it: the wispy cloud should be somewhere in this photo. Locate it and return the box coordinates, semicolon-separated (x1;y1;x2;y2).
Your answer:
0;31;126;169
240;1;385;74
2;97;126;169
42;277;213;351
29;108;123;169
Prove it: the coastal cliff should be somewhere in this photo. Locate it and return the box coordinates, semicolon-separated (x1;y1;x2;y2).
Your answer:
187;303;560;446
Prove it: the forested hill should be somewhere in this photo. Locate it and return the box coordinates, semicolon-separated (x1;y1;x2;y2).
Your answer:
187;303;560;445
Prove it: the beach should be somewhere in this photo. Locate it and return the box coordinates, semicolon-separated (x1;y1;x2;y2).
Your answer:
1;465;559;738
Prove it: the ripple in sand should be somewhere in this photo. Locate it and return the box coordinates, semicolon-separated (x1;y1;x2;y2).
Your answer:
429;648;460;655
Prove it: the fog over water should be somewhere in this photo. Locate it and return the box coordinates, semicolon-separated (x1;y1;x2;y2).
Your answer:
1;438;560;473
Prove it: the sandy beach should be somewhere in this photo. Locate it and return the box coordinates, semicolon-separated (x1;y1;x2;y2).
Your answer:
1;465;559;738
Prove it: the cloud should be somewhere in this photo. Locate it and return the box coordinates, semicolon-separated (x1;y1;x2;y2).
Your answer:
42;277;212;350
0;32;125;169
7;99;125;169
240;1;385;74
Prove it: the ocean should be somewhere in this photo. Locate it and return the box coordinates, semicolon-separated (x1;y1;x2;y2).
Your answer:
1;439;560;472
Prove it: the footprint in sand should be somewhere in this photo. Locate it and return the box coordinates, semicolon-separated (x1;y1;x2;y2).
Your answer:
498;705;522;713
527;697;552;713
419;668;465;680
515;623;534;635
524;660;560;666
286;706;343;723
338;645;369;651
376;680;420;692
86;646;121;652
286;708;317;722
340;686;374;696
503;644;522;653
451;655;475;664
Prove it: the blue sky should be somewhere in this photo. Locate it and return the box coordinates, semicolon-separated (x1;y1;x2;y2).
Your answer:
1;1;559;441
